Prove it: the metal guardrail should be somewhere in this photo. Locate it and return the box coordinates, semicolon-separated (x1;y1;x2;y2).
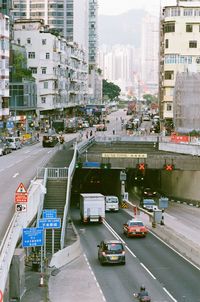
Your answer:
37;167;68;179
77;136;95;154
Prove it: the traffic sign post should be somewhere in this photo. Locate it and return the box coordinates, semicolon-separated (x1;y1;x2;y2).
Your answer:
39;218;61;257
22;227;44;274
43;209;57;219
15;182;28;203
15;203;27;213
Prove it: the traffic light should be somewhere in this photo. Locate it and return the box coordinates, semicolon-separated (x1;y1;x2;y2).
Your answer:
136;163;147;171
100;163;111;169
163;164;174;171
76;162;83;169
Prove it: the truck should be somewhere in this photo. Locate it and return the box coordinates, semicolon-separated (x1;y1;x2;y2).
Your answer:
105;195;119;212
80;193;105;223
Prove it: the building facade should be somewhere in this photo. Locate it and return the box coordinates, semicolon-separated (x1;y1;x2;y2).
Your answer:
13;19;88;123
159;0;200;130
0;13;9;126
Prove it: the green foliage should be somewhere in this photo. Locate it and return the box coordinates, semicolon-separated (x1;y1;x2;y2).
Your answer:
12;51;32;81
143;94;158;105
103;79;121;101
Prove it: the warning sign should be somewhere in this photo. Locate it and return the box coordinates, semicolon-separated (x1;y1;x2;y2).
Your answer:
15;183;28;203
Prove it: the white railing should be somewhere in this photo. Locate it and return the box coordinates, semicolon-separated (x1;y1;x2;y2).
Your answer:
0;179;45;293
60;143;77;250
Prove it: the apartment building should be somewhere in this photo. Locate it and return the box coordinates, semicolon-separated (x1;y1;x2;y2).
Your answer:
13;19;88;122
0;13;9;126
159;0;200;128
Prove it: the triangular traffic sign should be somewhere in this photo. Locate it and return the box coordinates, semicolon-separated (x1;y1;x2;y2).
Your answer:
16;182;27;193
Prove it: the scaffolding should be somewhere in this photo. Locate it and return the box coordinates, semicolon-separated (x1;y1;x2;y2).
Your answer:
174;72;200;133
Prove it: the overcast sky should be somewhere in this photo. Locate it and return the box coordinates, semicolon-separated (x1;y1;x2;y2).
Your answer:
98;0;177;16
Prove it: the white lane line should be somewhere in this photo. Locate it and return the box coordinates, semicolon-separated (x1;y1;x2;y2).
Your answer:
103;220;125;244
149;230;200;272
125;245;136;258
163;287;177;302
83;254;106;302
13;173;19;178
140;262;156;280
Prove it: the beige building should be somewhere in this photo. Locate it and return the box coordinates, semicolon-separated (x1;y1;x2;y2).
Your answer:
159;0;200;128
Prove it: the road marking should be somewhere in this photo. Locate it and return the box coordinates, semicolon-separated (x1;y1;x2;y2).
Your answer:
103;220;125;244
163;287;177;302
149;230;200;272
84;254;106;302
140;262;156;279
13;173;19;178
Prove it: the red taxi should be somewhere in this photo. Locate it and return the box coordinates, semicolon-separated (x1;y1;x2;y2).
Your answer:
123;219;148;238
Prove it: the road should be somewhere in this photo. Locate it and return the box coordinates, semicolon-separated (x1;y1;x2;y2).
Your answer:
71;206;200;302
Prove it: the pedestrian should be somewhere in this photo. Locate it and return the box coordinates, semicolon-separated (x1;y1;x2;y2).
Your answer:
86;131;89;139
90;130;93;137
113;128;115;135
37;132;40;141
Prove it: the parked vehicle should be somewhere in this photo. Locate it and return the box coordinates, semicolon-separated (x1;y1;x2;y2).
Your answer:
42;135;59;147
6;137;22;150
105;196;119;212
80;193;105;223
0;138;12;156
97;240;126;265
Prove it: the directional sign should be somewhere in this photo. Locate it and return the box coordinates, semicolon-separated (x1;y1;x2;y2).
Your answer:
39;218;61;229
83;162;100;168
22;228;44;248
15;182;28;203
15;203;27;212
102;153;147;158
43;209;57;219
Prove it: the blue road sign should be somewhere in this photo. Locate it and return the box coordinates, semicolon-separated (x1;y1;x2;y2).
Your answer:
39;218;61;229
22;227;44;248
6;121;14;129
83;162;100;168
159;197;169;209
43;209;57;219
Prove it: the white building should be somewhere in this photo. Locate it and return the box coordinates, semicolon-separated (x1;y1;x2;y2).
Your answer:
11;0;89;54
159;0;200;124
13;19;88;120
0;13;9;122
141;13;159;94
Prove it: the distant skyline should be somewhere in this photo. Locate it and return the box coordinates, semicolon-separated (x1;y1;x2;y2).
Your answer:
98;0;177;16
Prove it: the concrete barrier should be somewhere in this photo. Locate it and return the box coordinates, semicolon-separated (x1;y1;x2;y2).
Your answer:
152;224;200;268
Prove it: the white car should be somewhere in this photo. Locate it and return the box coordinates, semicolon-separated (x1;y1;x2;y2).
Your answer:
82;121;89;128
6;137;22;150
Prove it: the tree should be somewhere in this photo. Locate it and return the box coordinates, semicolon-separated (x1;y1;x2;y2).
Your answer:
11;50;32;81
103;79;121;101
143;94;158;105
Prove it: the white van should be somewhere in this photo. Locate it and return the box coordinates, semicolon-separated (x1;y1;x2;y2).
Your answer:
105;196;119;212
6;137;22;150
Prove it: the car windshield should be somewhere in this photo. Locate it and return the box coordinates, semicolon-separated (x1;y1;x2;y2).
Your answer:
6;138;14;142
106;198;118;203
106;243;123;252
143;199;156;205
128;221;144;226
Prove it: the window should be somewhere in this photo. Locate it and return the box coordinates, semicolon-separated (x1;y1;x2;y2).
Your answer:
171;7;180;17
28;52;35;59
46;53;50;59
184;9;193;16
189;40;197;48
165;71;174;80
44;81;48;89
164;23;175;33
17;39;20;45
186;24;193;32
42;39;46;45
41;67;47;74
27;38;31;44
167;104;172;111
41;97;46;103
165;39;169;48
30;67;37;74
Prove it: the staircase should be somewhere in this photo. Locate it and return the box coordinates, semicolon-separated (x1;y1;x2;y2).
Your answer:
43;179;67;254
